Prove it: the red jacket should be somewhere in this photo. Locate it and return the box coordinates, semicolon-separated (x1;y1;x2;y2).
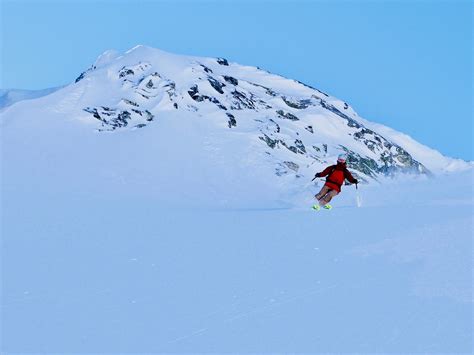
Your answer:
316;162;357;192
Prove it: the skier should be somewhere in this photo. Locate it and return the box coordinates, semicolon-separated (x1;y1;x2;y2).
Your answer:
312;153;358;210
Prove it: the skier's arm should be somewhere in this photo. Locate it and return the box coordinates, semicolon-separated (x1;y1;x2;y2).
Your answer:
315;166;334;178
344;169;358;184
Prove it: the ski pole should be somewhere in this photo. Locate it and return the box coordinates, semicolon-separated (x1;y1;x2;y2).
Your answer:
355;183;362;207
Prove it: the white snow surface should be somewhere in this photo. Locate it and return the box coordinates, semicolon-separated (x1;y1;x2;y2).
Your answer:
2;167;473;352
0;87;62;110
1;46;473;353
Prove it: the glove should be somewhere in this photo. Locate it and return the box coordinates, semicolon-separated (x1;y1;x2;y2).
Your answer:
315;173;321;178
354;179;359;184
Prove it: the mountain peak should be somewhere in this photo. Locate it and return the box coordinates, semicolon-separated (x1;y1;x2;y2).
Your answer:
122;45;176;60
3;46;470;195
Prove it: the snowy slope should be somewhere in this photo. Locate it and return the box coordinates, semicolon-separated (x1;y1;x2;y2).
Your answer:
2;168;472;353
2;45;470;206
0;87;62;109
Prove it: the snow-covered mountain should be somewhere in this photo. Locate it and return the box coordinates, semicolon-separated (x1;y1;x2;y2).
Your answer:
1;45;470;207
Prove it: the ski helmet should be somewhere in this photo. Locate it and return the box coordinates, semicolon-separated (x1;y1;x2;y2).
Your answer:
337;153;347;163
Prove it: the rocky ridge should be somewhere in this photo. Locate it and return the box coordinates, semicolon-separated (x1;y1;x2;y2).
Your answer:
75;46;431;181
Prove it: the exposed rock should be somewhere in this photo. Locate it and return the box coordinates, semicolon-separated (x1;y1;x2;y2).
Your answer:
230;90;256;110
312;143;327;156
188;85;204;102
339;144;430;178
144;110;154;121
211;98;227;110
275;161;300;176
208;77;226;94
188;85;226;110
280;141;297;154
312;143;328;156
345;150;379;179
295;80;330;97
278;139;305;155
75;65;96;83
248;82;277;97
115;111;131;127
259;134;278;149
75;72;86;83
305;126;314;133
163;81;177;100
276;109;299;121
199;64;213;73
284;161;299;172
282;96;312;109
223;76;238;85
137;93;150;99
255;97;272;109
226;113;237;128
84;107;101;120
269;119;280;133
275;164;288;176
122;99;139;107
119;68;135;78
84;106;153;131
118;62;152;80
317;98;361;128
217;57;229;66
98;106;114;116
295;139;306;153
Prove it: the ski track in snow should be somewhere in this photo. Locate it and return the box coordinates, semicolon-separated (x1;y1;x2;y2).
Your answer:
168;283;339;344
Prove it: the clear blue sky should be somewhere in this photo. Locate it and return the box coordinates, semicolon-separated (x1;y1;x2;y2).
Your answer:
1;0;472;160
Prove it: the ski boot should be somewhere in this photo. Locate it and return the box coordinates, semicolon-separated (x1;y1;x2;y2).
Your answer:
312;204;321;211
323;204;332;210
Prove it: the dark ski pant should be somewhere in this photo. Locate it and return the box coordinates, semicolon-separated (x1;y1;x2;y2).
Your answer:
315;185;339;206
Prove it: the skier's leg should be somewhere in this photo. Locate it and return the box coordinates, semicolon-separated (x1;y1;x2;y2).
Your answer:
315;185;330;201
320;189;339;205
